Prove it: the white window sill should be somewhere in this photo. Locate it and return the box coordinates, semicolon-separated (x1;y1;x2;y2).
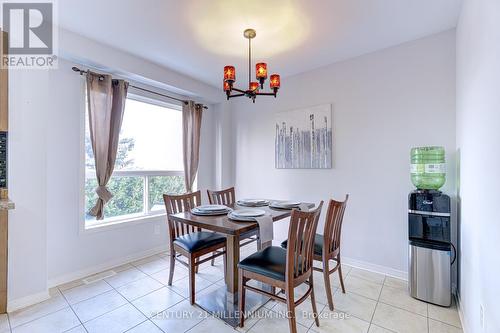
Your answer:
81;212;167;234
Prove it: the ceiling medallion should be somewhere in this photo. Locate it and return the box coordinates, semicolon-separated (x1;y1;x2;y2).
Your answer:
223;29;280;103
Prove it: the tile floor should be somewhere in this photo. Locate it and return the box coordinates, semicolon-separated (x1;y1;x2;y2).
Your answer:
2;244;463;333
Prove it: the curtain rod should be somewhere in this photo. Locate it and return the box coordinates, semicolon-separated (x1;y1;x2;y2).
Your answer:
71;66;208;109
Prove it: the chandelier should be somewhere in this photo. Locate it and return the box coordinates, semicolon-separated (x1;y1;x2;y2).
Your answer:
223;29;280;103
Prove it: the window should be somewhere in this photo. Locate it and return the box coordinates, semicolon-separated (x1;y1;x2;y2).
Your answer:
84;95;186;228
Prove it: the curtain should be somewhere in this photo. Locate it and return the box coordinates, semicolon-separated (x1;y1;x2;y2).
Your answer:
182;101;204;192
86;71;129;220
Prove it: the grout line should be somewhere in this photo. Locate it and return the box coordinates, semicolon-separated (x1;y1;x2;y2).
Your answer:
58;288;88;333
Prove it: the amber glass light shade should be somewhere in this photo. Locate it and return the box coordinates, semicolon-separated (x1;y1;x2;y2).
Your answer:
224;66;235;82
270;74;280;89
255;63;267;79
249;81;259;92
223;80;231;91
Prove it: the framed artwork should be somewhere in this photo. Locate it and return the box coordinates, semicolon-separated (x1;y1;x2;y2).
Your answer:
275;104;332;169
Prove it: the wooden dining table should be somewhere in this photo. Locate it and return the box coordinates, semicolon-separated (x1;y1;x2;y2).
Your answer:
169;201;315;326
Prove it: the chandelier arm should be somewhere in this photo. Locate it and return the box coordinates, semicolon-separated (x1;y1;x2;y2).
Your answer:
228;93;245;99
231;87;247;94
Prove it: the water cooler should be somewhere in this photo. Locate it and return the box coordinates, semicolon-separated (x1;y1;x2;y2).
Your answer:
408;190;454;306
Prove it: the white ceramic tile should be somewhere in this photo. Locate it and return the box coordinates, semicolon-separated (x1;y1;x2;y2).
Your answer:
151;299;204;332
372;303;428;333
309;310;369;333
166;275;213;298
188;317;237;333
126;320;163;333
150;265;188;285
116;276;163;301
132;287;184;318
379;285;427;316
246;309;309;333
84;304;146;333
383;276;408;291
272;297;326;328
62;280;113;305
348;268;385;285
197;265;225;283
9;292;68;327
294;272;339;306
133;257;169;275
236;307;268;332
368;324;394;333
11;307;80;333
65;325;87;333
72;290;128;322
429;319;463;333
105;268;148;289
428;303;462;328
331;290;377;322
344;276;383;301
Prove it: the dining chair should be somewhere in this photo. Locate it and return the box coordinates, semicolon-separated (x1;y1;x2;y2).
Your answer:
207;187;259;265
238;202;324;333
281;195;349;310
163;190;227;305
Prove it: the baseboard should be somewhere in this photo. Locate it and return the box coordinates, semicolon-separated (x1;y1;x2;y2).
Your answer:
7;290;50;313
455;292;467;333
47;245;169;289
342;256;408;280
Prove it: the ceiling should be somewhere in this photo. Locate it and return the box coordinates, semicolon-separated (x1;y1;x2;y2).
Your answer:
58;0;462;89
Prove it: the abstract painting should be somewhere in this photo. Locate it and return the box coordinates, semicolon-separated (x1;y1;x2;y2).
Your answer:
275;104;332;169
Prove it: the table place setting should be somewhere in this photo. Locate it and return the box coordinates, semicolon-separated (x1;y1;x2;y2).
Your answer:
236;198;270;207
228;209;274;243
269;200;310;211
191;204;232;216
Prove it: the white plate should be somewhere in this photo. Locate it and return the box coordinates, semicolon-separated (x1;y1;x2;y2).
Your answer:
240;199;268;204
196;204;228;211
270;201;300;208
231;209;266;218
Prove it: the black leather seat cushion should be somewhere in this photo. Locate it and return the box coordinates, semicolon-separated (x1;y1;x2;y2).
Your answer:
173;231;226;253
281;234;324;256
238;246;287;281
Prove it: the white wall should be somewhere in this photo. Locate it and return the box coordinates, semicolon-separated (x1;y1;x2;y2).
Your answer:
456;0;500;332
228;30;456;277
8;58;219;309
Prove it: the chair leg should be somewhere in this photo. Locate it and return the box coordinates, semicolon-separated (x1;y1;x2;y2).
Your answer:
222;251;227;281
309;274;320;327
285;287;297;333
168;252;175;286
323;258;335;311
189;256;196;305
211;252;216;266
337;255;346;294
238;269;246;328
195;257;199;274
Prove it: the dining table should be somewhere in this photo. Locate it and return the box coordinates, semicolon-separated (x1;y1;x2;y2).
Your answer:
169;200;315;327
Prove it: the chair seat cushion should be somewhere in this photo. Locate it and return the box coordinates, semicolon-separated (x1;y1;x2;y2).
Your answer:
238;246;287;281
173;231;226;253
281;233;324;256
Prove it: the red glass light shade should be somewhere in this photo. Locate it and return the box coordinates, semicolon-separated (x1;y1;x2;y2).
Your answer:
223;80;231;91
270;74;280;89
224;66;235;82
249;81;259;92
255;63;267;79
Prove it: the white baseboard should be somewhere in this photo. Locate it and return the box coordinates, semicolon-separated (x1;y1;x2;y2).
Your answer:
47;245;168;289
455;292;467;333
342;256;408;280
7;290;50;313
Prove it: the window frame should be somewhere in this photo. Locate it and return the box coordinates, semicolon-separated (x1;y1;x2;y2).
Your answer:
79;88;187;233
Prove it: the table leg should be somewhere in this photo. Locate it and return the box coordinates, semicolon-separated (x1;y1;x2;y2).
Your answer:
225;234;240;303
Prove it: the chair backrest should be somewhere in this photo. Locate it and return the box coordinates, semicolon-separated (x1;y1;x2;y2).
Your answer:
285;201;324;281
163;191;202;241
323;195;349;255
207;187;235;206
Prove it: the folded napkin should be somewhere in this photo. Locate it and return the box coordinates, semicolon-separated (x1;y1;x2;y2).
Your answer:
254;215;274;243
298;203;310;212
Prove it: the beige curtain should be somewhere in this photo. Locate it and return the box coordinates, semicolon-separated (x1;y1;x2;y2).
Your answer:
182;101;204;192
86;71;129;219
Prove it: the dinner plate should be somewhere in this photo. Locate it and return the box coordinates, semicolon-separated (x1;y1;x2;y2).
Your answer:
270;201;301;208
196;204;229;211
191;207;231;216
237;199;270;207
231;209;266;218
